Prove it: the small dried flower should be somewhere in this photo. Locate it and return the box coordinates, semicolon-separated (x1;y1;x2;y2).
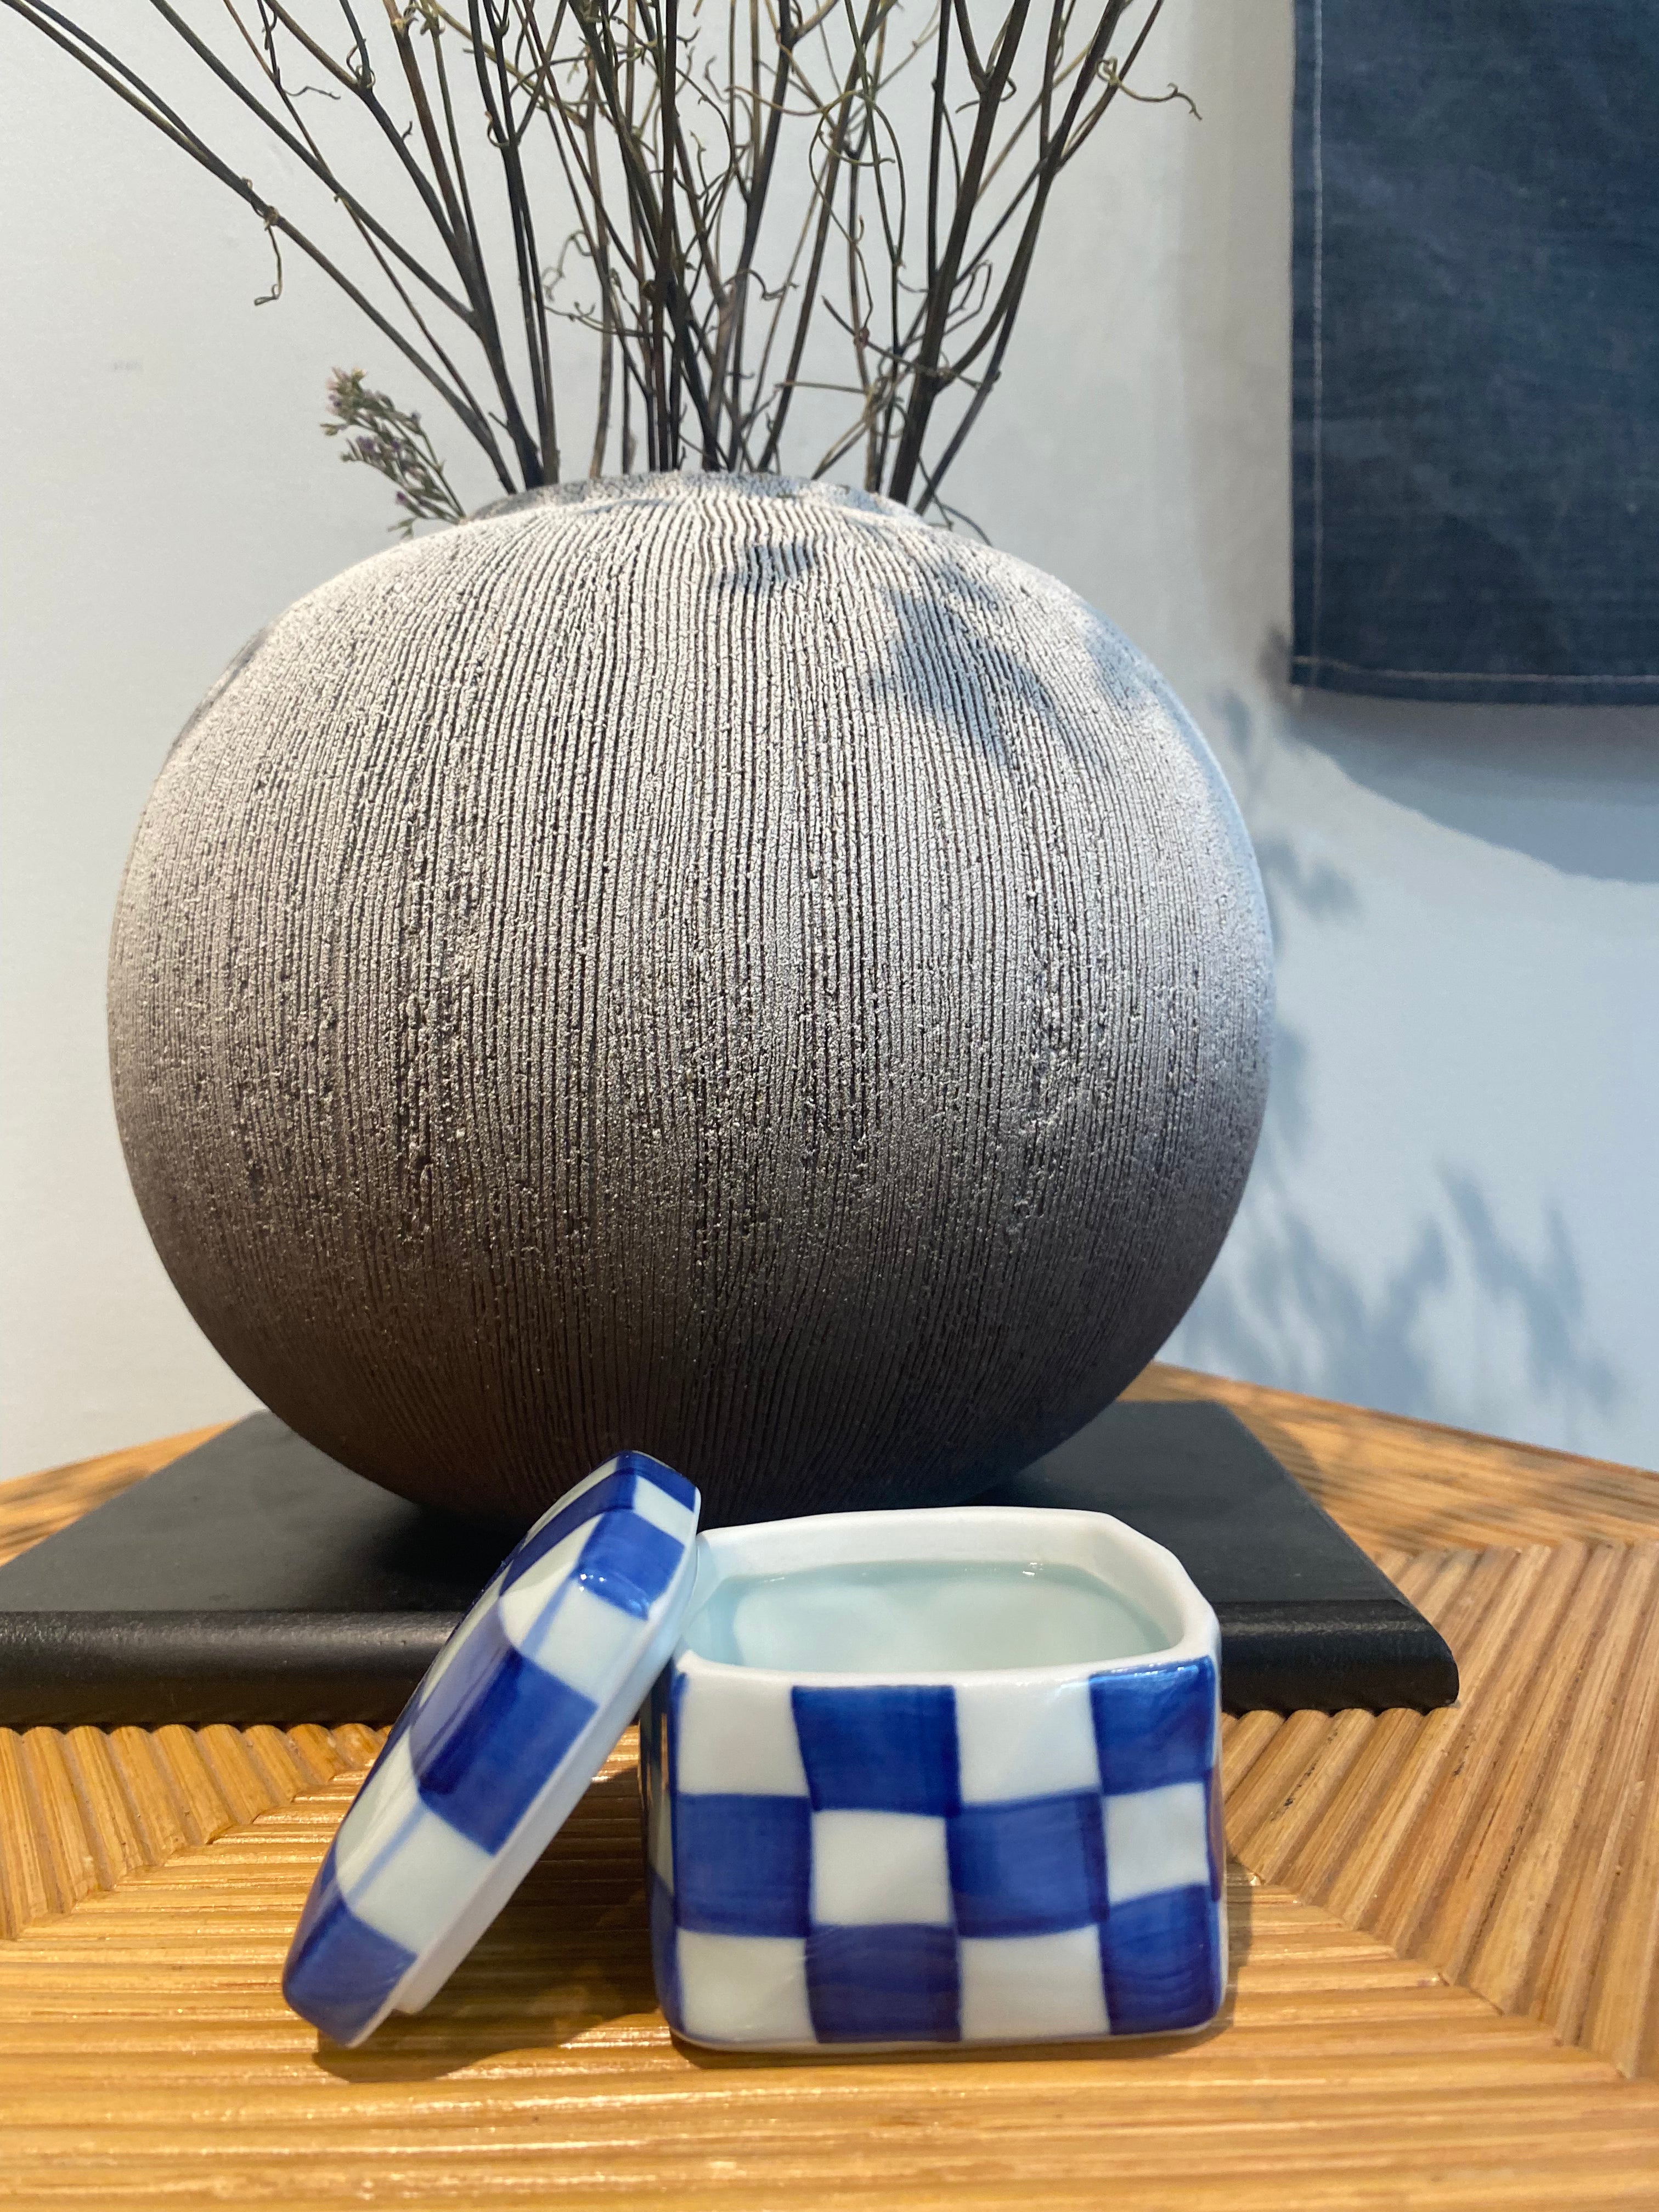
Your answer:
324;370;466;538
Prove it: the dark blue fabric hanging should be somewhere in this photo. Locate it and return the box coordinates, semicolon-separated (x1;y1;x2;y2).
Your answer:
1291;0;1659;703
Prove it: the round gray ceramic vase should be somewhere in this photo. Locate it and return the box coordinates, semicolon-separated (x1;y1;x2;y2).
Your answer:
109;473;1272;1528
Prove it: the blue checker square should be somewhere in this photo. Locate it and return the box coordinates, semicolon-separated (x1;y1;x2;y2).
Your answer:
500;1452;695;1595
807;1925;961;2044
791;1684;959;1814
407;1605;600;1853
500;1467;639;1589
674;1795;812;1937
1099;1887;1224;2036
949;1791;1107;1938
403;1603;521;1781
572;1507;686;1616
1090;1657;1216;1797
281;1846;417;2049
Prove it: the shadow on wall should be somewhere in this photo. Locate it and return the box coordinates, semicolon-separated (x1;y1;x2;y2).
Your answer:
1146;0;1643;1448
1285;687;1659;886
1167;690;1624;1448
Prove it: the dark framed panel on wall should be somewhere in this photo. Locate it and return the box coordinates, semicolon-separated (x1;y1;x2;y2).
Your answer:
1292;0;1659;705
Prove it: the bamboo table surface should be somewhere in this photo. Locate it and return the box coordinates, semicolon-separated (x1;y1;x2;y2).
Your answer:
3;1366;1659;2208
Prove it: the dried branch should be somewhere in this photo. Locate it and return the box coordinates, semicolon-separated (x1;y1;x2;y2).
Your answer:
5;0;1183;525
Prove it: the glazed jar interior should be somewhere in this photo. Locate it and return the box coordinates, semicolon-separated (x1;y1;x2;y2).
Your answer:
679;1556;1171;1674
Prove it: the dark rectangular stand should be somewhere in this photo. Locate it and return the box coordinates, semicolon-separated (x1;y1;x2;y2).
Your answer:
981;1400;1457;1714
0;1401;1455;1725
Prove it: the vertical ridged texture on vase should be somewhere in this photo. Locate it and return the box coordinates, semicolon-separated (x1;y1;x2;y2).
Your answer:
109;475;1272;1527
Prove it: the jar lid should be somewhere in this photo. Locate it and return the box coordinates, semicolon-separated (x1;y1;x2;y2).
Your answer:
282;1452;702;2046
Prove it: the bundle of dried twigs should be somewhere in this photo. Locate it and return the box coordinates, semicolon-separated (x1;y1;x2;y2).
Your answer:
9;0;1188;527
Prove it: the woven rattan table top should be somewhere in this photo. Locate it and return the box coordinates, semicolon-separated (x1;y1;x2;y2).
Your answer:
2;1364;1657;2208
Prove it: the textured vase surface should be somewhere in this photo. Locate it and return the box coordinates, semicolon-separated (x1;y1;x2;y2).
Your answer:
110;474;1272;1528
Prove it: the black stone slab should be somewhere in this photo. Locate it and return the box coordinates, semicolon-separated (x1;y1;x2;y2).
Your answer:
0;1401;1455;1725
979;1399;1457;1714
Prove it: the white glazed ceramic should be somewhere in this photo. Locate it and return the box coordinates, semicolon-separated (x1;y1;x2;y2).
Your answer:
642;1505;1225;2051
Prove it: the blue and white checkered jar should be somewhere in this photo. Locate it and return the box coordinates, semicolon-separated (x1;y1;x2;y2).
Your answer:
283;1468;1223;2053
641;1507;1224;2050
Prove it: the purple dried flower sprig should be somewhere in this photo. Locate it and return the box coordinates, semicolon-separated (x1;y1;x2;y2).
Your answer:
323;369;466;539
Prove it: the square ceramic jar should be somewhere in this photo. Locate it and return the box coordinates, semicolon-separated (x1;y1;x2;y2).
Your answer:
641;1505;1224;2052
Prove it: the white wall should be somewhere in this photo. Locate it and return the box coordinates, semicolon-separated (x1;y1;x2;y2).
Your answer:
4;0;1657;1481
